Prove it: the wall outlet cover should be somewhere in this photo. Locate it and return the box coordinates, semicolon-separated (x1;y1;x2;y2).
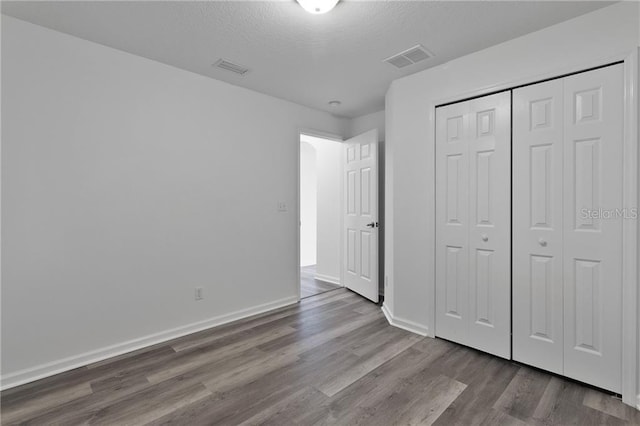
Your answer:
195;287;204;300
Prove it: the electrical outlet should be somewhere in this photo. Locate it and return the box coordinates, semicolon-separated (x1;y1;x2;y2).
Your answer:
277;201;287;212
195;287;204;300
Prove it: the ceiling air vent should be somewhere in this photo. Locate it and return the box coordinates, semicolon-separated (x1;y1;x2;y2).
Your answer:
384;44;433;69
213;59;249;75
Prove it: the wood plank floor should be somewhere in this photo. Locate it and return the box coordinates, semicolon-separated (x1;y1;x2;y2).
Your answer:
2;289;638;425
301;265;341;299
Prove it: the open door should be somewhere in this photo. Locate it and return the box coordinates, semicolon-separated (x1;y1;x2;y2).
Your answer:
343;129;379;303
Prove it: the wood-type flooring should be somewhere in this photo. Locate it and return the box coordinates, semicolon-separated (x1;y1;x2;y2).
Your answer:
2;289;638;425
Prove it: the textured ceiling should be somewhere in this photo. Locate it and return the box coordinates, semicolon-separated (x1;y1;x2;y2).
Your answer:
2;1;613;118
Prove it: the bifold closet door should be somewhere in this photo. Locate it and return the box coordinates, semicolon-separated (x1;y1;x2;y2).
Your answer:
513;63;624;393
563;65;623;393
513;79;565;375
435;92;511;359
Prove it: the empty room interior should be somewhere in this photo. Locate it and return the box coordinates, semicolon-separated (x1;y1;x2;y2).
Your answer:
1;1;639;425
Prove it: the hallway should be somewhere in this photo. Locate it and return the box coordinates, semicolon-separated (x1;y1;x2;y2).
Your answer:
300;265;341;299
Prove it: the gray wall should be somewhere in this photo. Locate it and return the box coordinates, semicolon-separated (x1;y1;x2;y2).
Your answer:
1;15;348;386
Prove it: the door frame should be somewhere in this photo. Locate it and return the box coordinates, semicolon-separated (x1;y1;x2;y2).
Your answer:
296;128;345;302
430;49;638;406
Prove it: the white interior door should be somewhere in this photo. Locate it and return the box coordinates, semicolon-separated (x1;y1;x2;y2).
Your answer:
343;129;379;303
513;79;565;374
562;64;623;393
435;92;511;359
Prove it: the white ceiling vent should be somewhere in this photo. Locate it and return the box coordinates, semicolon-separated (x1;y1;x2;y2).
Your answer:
213;59;249;75
384;44;433;69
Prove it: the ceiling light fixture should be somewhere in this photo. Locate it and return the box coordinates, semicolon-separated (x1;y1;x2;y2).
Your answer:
297;0;340;14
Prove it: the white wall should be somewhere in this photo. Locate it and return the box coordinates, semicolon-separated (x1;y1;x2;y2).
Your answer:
348;110;385;139
314;141;341;283
0;15;349;387
385;0;639;397
299;141;317;266
301;135;342;283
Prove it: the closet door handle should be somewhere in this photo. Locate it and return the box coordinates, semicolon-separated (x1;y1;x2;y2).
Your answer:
538;238;547;247
481;234;489;242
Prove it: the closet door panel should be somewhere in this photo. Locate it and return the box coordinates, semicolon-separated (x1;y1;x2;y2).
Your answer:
435;102;470;345
512;80;564;374
467;92;511;359
563;64;623;393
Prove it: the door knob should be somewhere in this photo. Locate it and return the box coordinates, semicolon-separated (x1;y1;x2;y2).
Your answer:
538;238;547;247
481;234;488;242
366;222;376;228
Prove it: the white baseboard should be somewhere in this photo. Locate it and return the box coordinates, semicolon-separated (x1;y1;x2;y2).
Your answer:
0;295;299;390
381;303;429;336
381;303;394;324
313;273;341;286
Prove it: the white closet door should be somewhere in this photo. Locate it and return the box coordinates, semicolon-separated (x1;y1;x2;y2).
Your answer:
466;93;511;359
436;92;511;359
563;64;623;393
513;80;564;374
436;100;470;345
